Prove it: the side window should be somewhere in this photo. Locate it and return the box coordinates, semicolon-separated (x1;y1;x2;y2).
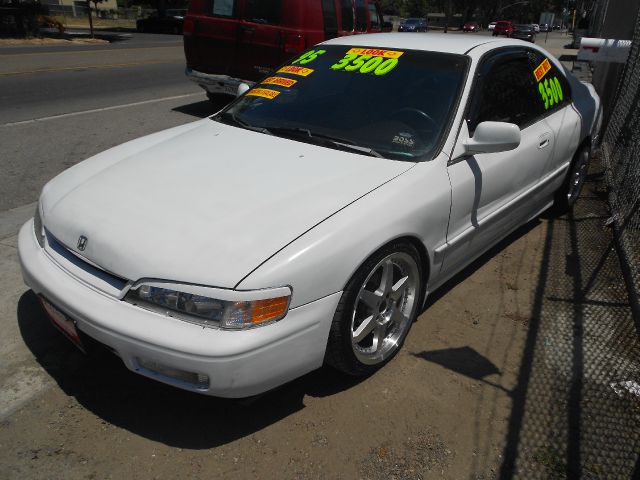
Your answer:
341;0;354;32
527;50;572;113
368;2;380;30
473;58;544;130
243;0;282;25
212;0;235;17
322;0;339;38
355;0;367;31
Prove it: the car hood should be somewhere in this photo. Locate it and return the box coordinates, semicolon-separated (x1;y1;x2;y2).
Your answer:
42;120;413;288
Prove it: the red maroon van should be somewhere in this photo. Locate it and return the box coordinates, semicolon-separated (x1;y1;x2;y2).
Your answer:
183;0;388;101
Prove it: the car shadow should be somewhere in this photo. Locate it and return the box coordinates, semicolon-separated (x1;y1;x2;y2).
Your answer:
16;290;365;449
172;96;233;119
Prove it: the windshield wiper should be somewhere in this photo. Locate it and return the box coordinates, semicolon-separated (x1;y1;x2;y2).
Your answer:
216;112;271;135
265;126;384;158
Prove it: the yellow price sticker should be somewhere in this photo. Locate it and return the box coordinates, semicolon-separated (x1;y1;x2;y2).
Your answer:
277;66;314;77
533;58;551;82
246;88;281;100
346;48;404;59
261;76;298;88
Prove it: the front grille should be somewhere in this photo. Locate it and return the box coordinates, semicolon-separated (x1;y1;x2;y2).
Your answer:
46;232;129;293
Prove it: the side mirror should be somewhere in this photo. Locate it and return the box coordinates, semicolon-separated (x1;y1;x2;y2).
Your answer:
463;121;521;155
237;83;250;97
382;21;393;32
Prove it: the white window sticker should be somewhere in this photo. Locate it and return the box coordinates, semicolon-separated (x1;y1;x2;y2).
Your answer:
213;0;234;16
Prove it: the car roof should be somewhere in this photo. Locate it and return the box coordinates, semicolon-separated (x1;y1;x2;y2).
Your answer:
322;33;521;55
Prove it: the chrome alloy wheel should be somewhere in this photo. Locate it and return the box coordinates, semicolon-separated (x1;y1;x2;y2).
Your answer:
567;148;590;204
350;252;420;365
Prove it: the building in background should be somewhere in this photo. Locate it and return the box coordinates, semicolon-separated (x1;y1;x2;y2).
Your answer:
589;0;640;119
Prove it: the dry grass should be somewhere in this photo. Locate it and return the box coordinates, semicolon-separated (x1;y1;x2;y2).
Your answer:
0;37;109;45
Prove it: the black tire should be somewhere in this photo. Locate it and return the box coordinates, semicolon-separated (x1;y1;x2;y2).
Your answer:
552;143;591;214
325;241;424;376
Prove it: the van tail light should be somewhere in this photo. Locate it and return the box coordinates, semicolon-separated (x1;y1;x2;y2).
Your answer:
283;34;305;54
183;17;196;36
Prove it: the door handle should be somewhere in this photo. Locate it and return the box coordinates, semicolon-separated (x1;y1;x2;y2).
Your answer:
538;133;551;149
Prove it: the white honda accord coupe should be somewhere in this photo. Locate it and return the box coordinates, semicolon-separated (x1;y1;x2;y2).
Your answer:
19;34;601;397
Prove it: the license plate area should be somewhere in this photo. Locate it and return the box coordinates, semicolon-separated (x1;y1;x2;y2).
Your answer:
40;297;85;353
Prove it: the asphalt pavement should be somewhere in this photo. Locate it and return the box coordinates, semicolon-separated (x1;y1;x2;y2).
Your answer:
0;32;213;212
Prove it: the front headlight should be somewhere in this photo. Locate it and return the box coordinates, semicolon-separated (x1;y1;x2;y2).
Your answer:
124;281;291;330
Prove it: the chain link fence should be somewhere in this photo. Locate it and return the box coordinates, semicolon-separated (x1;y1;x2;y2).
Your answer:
599;7;640;320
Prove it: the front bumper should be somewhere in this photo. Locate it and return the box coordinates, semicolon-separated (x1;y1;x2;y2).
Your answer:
18;219;340;398
185;67;255;96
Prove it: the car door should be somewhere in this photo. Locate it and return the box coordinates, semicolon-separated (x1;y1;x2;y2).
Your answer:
442;50;554;276
183;0;240;78
232;0;289;81
525;49;581;178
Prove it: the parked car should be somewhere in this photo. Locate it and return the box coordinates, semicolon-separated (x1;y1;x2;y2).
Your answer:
532;23;540;32
136;9;186;34
462;21;480;32
493;20;514;36
512;24;536;42
539;23;550;32
183;0;388;103
20;33;602;398
398;17;428;32
488;21;497;31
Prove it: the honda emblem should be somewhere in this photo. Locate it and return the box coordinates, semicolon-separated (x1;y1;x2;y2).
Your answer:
77;235;88;251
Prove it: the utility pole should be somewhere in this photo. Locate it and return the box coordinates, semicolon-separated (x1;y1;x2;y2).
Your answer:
444;0;452;32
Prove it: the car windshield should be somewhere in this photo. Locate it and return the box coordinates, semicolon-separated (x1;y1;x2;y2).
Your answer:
214;45;468;162
515;24;532;30
405;18;421;24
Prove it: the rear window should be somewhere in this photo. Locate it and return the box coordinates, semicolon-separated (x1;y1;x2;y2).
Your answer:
244;0;281;24
497;22;510;27
322;0;338;38
368;3;380;29
341;0;354;31
215;45;469;162
355;0;366;31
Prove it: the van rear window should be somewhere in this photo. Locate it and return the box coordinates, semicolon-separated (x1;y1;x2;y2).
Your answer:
355;0;366;31
341;0;354;31
322;0;338;38
244;0;282;24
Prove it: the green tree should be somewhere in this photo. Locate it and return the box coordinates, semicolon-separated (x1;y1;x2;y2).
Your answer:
403;0;429;17
379;0;404;16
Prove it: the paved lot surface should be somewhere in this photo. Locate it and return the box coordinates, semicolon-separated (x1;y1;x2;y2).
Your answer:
0;31;637;479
